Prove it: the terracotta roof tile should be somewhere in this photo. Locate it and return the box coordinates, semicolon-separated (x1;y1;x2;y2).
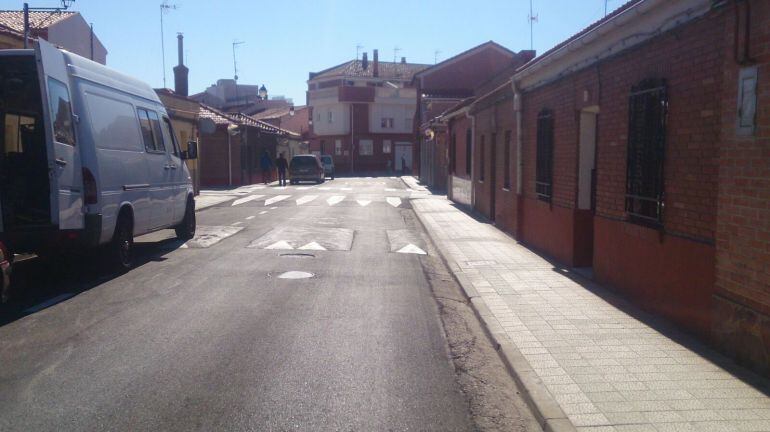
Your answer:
198;104;300;138
311;59;430;81
0;10;75;33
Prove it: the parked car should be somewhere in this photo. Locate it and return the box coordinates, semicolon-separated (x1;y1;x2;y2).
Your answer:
0;39;198;271
0;240;10;303
320;155;335;179
289;155;324;184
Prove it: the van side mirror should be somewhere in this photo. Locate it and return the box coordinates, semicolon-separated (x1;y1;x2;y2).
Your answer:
182;141;198;160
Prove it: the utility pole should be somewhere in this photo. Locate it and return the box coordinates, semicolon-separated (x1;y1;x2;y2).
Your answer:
528;0;538;51
434;50;441;65
232;40;244;102
160;1;178;88
604;0;608;16
23;1;75;49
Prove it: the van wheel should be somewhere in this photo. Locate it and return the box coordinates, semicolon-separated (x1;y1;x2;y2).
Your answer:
111;215;134;271
175;199;196;240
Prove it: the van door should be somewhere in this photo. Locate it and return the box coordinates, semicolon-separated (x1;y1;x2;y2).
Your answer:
35;39;83;230
137;108;173;229
159;116;188;224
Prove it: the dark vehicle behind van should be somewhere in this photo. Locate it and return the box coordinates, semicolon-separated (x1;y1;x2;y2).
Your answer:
289;155;324;184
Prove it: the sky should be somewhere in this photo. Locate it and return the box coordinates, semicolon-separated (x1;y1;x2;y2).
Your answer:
1;0;628;104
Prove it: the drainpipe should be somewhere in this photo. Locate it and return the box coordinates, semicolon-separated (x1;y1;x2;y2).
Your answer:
228;132;232;186
466;111;476;208
512;79;523;195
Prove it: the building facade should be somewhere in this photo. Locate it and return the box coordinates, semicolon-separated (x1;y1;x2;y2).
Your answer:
307;51;429;174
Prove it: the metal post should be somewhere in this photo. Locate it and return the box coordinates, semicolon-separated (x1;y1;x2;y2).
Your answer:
160;5;166;88
89;22;94;60
23;3;29;49
228;132;232;186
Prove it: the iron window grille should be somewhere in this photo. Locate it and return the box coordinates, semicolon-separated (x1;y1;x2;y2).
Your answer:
535;109;554;201
625;78;668;225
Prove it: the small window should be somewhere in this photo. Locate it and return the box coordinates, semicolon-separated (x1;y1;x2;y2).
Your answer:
359;139;373;156
161;117;179;156
383;139;392;154
737;66;757;136
405;118;412;130
137;109;155;152
504;130;512;189
535;109;554;201
381;117;394;128
626;78;667;224
335;139;342;156
479;134;485;181
47;77;76;146
465;128;472;175
328;111;334;123
148;110;166;152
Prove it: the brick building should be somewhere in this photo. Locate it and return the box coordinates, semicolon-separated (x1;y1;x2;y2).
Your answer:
307;51;430;174
445;0;770;374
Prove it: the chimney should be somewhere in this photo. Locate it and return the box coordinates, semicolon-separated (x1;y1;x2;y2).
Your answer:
173;33;189;96
373;49;379;77
362;52;368;70
401;56;406;64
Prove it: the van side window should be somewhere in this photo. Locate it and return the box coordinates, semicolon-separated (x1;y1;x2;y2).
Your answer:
161;117;180;156
137;108;156;152
147;111;166;152
47;78;76;146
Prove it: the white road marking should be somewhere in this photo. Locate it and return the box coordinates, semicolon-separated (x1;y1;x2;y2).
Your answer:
397;244;427;255
356;200;371;207
232;194;264;206
386;197;402;207
296;186;311;190
265;240;294;250
270;207;278;210
340;187;353;191
277;271;313;279
385;188;399;192
231;221;243;226
296;195;318;205
265;195;290;206
318;187;332;190
298;241;326;251
259;211;268;215
246;216;255;220
327;195;345;206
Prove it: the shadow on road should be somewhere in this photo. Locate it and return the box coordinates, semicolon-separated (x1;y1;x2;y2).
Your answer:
0;234;185;327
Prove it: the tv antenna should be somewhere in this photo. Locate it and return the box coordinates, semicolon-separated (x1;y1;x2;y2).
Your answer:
356;44;364;60
232;40;245;81
434;50;442;64
528;0;538;51
393;46;401;63
159;1;178;88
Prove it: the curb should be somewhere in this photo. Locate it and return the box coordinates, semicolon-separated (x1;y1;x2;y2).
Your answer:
402;177;575;432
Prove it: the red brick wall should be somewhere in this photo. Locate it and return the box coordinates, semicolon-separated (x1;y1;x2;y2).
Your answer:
420;48;514;94
712;0;770;374
200;131;242;187
448;116;472;179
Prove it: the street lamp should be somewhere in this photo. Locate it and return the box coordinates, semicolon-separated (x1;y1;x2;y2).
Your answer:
259;85;268;100
23;1;75;49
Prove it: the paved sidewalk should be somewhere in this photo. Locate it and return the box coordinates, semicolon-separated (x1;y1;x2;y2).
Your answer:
404;177;770;432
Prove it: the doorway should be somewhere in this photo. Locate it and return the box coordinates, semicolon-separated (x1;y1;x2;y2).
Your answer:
395;142;412;174
576;107;598;269
489;133;497;221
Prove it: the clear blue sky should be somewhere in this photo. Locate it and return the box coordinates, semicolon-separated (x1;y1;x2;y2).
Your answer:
2;0;627;104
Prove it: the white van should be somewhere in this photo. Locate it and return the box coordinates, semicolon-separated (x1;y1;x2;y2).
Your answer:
0;39;197;270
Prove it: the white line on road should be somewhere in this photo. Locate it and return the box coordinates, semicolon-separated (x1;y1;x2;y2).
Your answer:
296;195;318;205
265;195;290;206
397;244;427;255
265;240;294;250
327;195;345;206
386;197;402;207
259;211;268;215
270;207;278;210
339;187;353;191
231;221;243;226
232;194;264;206
298;241;326;251
246;216;255;220
385;188;399;192
318;187;332;190
356;200;371;207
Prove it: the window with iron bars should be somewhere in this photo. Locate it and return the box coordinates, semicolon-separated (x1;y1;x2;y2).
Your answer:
626;78;667;225
535;109;554;201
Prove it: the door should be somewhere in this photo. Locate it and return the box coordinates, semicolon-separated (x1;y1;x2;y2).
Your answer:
489;133;497;221
36;39;83;230
160;116;188;224
395;142;412;173
137;108;173;229
577;109;598;267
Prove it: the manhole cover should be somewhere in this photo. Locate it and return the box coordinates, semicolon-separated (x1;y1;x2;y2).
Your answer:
277;271;314;279
279;253;315;258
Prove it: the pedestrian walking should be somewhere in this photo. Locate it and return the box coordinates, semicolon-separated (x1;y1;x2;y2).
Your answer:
260;150;274;184
275;152;289;186
386;159;392;175
401;155;408;173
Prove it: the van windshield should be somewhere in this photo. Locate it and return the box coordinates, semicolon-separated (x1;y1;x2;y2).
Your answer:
0;55;51;229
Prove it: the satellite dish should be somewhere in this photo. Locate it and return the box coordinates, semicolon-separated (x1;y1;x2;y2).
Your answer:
198;117;216;134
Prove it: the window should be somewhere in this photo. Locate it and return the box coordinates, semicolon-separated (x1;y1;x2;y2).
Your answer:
405;117;412;130
327;111;334;123
737;66;757;136
450;133;456;174
381;117;394;128
316;111;321;122
383;139;392;154
86;92;142;151
47;78;76;146
137;108;165;152
535;109;554;201
503;130;511;189
335;139;342;155
626;78;667;224
148;111;166;152
320;140;326;154
359;139;373;155
161;117;179;156
479;134;485;181
465;128;472;175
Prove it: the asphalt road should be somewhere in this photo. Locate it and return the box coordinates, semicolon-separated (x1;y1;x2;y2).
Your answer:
0;177;475;431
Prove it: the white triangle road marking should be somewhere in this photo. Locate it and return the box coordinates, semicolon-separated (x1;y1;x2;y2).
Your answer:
259;211;268;215
298;241;326;251
386;197;402;208
232;194;264;206
246;216;255;220
265;195;291;206
397;244;427;255
356;200;371;207
327;195;345;206
296;195;318;205
265;240;294;250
